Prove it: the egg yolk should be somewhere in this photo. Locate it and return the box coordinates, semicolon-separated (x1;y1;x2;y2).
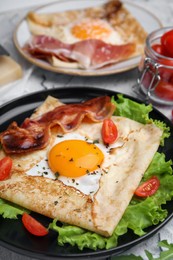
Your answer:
71;19;112;40
48;140;104;178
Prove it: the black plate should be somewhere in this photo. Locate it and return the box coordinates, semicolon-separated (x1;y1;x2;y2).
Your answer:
0;87;173;260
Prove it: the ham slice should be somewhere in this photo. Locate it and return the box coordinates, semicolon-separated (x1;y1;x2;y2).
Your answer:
24;35;136;69
0;96;115;154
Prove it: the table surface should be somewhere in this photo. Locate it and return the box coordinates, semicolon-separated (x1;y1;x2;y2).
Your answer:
0;1;173;259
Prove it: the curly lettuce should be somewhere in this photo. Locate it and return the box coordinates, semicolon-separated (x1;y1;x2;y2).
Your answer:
112;94;170;145
0;198;29;219
111;94;153;124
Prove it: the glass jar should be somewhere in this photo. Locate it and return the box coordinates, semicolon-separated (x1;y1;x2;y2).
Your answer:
138;27;173;105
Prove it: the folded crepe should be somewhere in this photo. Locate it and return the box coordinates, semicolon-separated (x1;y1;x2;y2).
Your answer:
24;0;147;69
0;96;162;236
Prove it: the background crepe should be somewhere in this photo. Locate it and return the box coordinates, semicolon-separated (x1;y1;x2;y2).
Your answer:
25;0;147;68
0;96;162;237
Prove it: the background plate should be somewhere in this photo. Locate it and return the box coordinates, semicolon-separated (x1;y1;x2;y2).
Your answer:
13;0;162;76
0;87;173;260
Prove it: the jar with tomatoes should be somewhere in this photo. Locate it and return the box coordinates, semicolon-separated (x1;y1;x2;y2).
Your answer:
138;27;173;105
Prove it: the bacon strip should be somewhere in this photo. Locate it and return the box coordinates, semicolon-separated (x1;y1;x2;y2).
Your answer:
0;96;115;154
24;35;136;69
1;121;50;154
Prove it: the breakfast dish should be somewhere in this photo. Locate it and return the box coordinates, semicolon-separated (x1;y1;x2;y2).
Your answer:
0;87;173;259
24;0;146;70
0;95;162;236
13;0;162;76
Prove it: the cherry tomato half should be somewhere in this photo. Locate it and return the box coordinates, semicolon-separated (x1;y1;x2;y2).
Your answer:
22;213;48;236
101;118;118;144
0;157;12;181
161;29;173;58
134;176;160;198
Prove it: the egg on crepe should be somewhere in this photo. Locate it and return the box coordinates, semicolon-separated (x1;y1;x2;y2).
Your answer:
0;96;162;237
27;132;123;196
25;0;147;69
27;0;146;47
46;18;124;45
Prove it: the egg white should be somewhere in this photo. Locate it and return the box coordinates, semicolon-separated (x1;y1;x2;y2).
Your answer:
26;132;124;196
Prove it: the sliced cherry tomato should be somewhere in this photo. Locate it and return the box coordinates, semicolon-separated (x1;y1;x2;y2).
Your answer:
152;44;163;55
161;29;173;58
101;118;118;144
135;176;160;198
155;80;173;100
22;213;48;236
0;157;12;181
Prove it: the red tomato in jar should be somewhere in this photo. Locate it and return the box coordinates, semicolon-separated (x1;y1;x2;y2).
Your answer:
135;176;160;198
158;59;173;83
169;74;173;85
152;44;163;55
155;80;173;100
161;29;173;58
159;58;173;67
159;69;173;83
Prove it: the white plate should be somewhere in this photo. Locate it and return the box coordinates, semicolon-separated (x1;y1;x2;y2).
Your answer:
13;0;162;76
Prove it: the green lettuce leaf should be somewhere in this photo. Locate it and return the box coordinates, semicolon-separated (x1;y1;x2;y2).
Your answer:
0;198;29;219
151;120;170;146
112;95;170;146
49;219;108;250
111;94;152;124
124;153;173;236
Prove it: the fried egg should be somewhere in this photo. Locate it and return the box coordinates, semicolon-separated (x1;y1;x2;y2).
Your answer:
27;132;124;196
57;18;124;45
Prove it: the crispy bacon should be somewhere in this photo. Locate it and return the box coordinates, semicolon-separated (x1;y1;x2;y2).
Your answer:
1;121;50;154
24;35;136;69
0;96;115;154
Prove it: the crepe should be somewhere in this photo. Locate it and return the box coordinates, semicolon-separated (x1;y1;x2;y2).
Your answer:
25;0;147;69
0;96;162;237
